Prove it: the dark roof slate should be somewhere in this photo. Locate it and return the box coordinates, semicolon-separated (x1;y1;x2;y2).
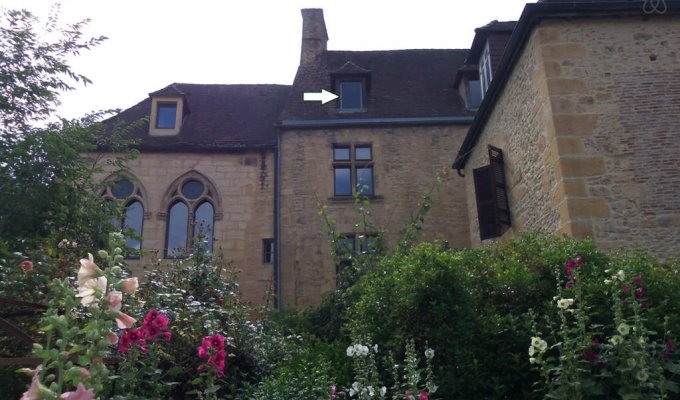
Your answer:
109;83;290;152
280;49;474;122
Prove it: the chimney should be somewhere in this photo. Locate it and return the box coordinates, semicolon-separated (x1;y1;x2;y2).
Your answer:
300;9;328;66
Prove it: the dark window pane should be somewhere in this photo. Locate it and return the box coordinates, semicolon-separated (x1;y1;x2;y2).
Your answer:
111;179;134;199
340;82;363;110
182;180;204;200
337;235;355;259
355;146;372;161
356;167;373;196
156;103;177;129
193;201;214;253
467;80;482;109
123;201;143;252
166;201;188;257
334;167;352;196
334;147;350;161
263;239;274;264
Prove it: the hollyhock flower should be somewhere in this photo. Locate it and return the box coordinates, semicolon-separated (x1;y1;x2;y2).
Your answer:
20;365;43;400
152;313;169;330
576;255;583;265
425;348;435;360
115;312;136;329
380;386;387;396
209;334;225;349
21;260;33;272
610;335;624;345
163;331;172;341
77;254;101;286
667;340;676;352
617;323;630;336
106;291;123;313
60;383;94;400
634;286;644;300
419;392;429;400
120;277;138;294
565;259;576;276
76;277;107;307
557;298;574;309
636;370;649;382
198;345;208;359
106;331;118;345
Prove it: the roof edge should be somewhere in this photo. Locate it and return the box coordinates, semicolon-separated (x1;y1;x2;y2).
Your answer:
453;0;680;171
279;116;474;129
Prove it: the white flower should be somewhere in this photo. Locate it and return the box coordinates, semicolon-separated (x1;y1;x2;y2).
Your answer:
77;253;101;286
617;323;631;336
627;358;637;367
425;348;435;360
380;386;387;396
531;337;543;348
610;335;624;345
617;270;625;281
76;277;107;306
347;345;356;357
604;279;612;285
637;369;649;382
528;346;536;356
373;344;379;353
557;298;574;309
529;357;537;364
367;386;375;397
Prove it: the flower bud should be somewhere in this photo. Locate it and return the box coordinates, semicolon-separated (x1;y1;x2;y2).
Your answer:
113;247;123;256
111;266;122;274
114;254;124;264
98;250;109;259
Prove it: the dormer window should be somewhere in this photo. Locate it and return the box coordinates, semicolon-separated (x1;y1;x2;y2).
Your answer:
156;103;178;129
479;41;493;98
149;95;184;136
339;81;364;111
466;79;482;109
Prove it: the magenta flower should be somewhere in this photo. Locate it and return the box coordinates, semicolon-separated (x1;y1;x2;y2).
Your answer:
418;392;429;400
59;383;94;400
197;334;227;377
21;260;33;272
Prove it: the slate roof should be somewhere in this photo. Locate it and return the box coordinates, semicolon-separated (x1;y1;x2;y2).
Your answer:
279;49;474;123
109;83;290;152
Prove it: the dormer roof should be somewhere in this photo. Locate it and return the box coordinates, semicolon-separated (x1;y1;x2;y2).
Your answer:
108;83;290;152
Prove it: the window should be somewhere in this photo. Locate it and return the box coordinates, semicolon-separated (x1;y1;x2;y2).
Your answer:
473;145;511;240
466;79;482;109
479;42;493;98
262;239;274;264
333;144;374;197
339;81;364;111
156;103;177;129
101;177;146;258
163;174;219;258
335;233;379;273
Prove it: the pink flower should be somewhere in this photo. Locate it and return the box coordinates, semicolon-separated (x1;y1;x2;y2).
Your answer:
79;368;90;379
106;331;119;345
76;277;107;307
576;255;584;265
163;331;172;341
77;254;101;286
198;345;208;359
634;286;644;300
209;334;225;349
20;365;42;400
60;383;94;400
106;291;123;313
115;312;136;329
418;392;429;400
21;260;33;272
152;314;169;330
667;340;676;352
120;277;138;294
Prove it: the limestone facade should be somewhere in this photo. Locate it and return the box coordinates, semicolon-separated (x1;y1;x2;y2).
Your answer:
279;125;470;307
461;14;680;259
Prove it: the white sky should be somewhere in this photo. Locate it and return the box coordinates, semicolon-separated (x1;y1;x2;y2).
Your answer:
2;0;530;119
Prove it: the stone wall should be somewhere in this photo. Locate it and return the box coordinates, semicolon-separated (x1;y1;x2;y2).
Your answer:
280;124;470;307
464;15;680;259
543;16;680;258
463;24;560;247
96;150;275;305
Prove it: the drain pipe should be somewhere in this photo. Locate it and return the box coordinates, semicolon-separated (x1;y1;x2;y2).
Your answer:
274;131;282;309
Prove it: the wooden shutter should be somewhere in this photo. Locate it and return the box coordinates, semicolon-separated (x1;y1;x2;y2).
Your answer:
473;165;501;240
473;146;511;241
488;145;511;227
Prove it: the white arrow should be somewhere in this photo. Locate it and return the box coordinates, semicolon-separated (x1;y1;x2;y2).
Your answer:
303;89;339;105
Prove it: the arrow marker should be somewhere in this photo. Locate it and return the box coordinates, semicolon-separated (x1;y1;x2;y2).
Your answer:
303;89;339;105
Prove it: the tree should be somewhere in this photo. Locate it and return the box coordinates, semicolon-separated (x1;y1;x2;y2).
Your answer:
0;6;135;251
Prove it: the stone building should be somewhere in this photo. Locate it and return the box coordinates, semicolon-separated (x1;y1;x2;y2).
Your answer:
105;1;680;308
452;0;680;258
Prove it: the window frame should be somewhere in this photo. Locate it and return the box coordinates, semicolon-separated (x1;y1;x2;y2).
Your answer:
101;176;147;259
162;174;219;258
155;102;178;129
262;239;275;264
332;144;374;197
479;41;493;98
338;79;366;112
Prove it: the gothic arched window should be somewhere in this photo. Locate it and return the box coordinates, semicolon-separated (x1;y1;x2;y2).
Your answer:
163;174;218;257
102;177;146;258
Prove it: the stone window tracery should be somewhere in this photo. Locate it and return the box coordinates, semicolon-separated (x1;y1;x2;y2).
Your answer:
101;176;147;258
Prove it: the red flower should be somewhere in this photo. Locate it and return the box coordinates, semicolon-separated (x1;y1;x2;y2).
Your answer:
418;392;429;400
21;260;33;271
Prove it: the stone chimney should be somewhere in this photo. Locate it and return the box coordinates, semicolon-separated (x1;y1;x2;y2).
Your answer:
300;9;328;66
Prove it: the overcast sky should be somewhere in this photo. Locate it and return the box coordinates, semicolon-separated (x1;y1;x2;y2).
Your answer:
2;0;530;120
